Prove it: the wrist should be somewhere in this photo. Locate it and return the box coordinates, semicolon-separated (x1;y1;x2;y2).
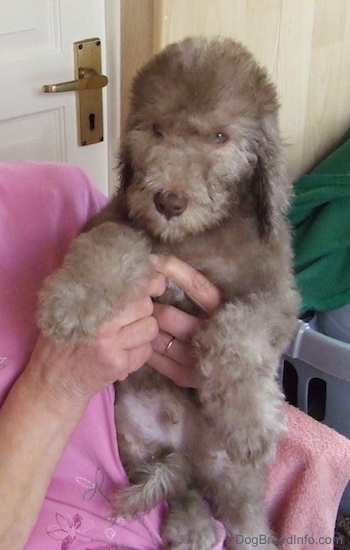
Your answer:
17;365;88;427
22;336;91;420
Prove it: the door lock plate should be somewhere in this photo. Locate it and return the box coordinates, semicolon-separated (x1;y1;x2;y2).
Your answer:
74;38;105;146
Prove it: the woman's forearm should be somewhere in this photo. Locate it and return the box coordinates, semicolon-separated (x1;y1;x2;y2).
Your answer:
0;369;86;550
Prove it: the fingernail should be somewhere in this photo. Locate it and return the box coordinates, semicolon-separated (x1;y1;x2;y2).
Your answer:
150;254;160;266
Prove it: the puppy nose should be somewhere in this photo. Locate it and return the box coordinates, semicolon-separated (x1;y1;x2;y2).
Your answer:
154;192;188;219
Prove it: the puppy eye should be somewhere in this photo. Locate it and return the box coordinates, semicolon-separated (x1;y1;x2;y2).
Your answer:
153;123;164;138
214;132;229;144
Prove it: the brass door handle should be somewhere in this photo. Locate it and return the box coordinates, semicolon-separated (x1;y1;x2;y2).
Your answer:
43;68;108;93
43;38;107;146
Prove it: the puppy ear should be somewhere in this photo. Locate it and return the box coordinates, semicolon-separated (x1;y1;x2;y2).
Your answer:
252;127;291;240
252;155;274;240
119;141;134;189
82;143;132;232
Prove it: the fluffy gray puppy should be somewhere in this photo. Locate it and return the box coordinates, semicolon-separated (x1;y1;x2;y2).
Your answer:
39;36;299;550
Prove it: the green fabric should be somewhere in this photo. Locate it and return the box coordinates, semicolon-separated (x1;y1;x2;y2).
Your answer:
287;130;350;314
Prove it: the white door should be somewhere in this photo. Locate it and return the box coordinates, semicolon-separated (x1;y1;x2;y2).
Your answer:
0;0;120;195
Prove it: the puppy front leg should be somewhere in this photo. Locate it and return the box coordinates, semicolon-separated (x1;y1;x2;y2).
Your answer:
194;300;287;465
38;222;153;343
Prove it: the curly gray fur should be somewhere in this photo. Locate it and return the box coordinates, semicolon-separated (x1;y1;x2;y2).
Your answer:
38;36;299;549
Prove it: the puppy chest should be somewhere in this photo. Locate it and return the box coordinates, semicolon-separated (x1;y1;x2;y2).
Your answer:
164;226;281;299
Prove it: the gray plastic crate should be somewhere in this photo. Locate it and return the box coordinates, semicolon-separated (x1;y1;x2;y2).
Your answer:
280;320;350;514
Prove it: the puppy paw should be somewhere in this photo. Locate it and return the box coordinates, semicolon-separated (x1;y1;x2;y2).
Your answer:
38;222;153;343
163;491;218;550
225;535;278;550
164;522;218;550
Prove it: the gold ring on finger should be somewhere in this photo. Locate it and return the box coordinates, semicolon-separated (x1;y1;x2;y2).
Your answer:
164;336;176;357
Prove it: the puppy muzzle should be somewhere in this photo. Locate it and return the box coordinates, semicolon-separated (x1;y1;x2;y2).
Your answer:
154;192;188;220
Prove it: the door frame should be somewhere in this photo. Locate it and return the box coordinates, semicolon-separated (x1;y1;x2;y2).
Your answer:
105;0;121;194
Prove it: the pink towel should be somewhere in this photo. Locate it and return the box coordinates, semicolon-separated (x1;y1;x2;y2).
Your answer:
266;404;350;549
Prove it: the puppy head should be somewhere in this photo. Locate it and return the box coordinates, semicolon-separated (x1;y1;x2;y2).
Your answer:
119;36;291;243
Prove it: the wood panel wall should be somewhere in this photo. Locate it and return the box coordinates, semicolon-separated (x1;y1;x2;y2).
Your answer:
121;0;350;179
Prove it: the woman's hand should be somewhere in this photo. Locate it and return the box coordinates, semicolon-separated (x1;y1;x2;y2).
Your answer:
26;254;220;399
26;272;166;407
149;254;221;388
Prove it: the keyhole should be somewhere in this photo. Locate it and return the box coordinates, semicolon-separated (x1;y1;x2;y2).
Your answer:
89;113;95;131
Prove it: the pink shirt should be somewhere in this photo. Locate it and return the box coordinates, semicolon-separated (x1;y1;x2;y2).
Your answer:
0;162;225;550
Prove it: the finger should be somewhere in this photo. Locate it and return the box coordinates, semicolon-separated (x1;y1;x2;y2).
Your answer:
119;315;159;350
153;302;202;341
152;330;196;367
112;296;154;328
129;272;166;303
147;272;167;298
124;343;154;377
148;351;197;388
151;254;221;314
113;343;154;381
107;274;165;330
